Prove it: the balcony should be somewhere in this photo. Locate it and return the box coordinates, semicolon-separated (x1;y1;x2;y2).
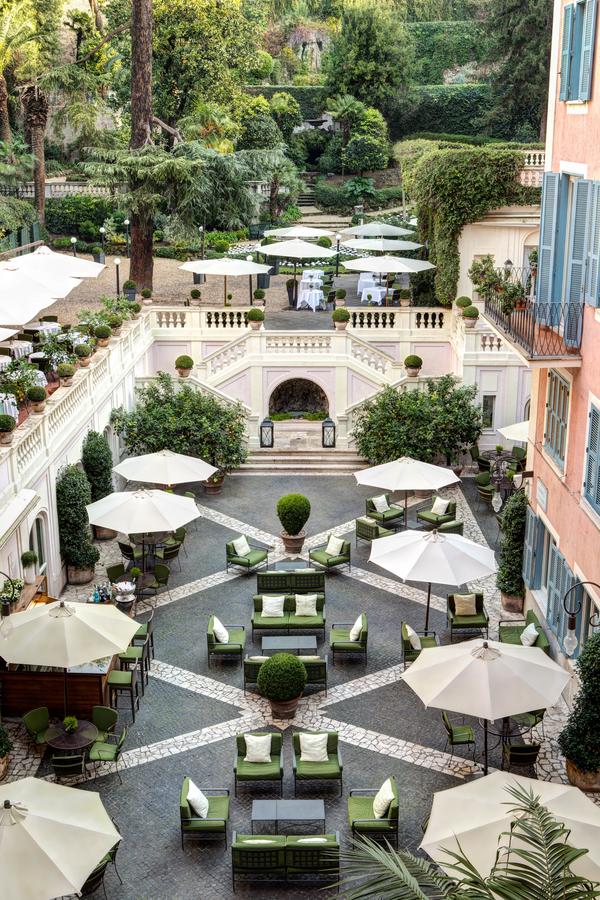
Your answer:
483;293;583;364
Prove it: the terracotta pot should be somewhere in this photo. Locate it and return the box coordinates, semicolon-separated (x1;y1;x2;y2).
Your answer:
405;366;421;377
281;531;306;553
67;565;95;585
501;591;524;614
97;338;109;347
249;321;262;331
31;401;46;414
334;321;348;331
566;759;600;792
111;326;122;337
0;432;14;445
0;754;8;781
334;298;346;308
59;376;74;387
78;356;91;367
177;367;192;377
93;525;118;541
203;475;225;494
268;696;301;719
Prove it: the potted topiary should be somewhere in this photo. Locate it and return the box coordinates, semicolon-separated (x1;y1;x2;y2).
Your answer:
92;245;105;264
108;314;123;336
129;302;142;319
317;236;332;248
225;292;233;307
21;549;37;585
404;355;423;377
276;493;311;553
123;279;136;301
141;287;152;306
559;633;600;791
203;470;225;494
0;414;16;446
496;490;527;612
455;296;473;314
175;354;194;377
286;278;297;307
253;288;266;308
462;305;479;328
57;363;76;386
247;307;264;331
0;722;13;781
335;288;347;307
257;653;307;719
332;307;350;331
56;464;100;584
74;344;92;367
63;715;78;735
82;430;115;539
399;289;411;308
94;324;111;347
190;288;201;306
27;385;47;414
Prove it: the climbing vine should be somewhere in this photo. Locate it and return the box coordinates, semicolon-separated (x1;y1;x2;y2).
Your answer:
404;148;540;306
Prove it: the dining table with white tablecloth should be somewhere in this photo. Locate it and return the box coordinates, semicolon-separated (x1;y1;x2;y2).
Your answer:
360;285;387;305
24;321;61;336
300;277;323;291
302;269;324;281
0;339;34;358
357;273;377;294
0;392;18;419
298;289;324;311
0;355;11;371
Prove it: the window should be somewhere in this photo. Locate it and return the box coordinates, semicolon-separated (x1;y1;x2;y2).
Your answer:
540;529;556;593
481;395;496;429
29;516;46;574
583;403;600;512
560;0;597;102
544;370;570;466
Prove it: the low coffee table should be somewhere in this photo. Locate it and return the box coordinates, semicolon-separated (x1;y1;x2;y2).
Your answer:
275;560;314;572
251;799;326;834
262;635;318;655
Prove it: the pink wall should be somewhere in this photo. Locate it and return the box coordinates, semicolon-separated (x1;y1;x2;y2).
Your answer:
411;343;453;377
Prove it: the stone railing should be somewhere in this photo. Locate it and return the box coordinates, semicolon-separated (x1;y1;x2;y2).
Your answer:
265;333;332;354
519;149;545;187
348;334;393;375
205;334;250;375
348;307;448;332
151;308;251;331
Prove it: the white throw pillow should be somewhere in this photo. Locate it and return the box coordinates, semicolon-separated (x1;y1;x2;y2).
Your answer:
212;616;229;644
372;778;395;818
244;733;272;763
431;497;449;515
299;732;329;762
262;596;285;617
326;535;345;556
372;494;390;513
359;516;376;525
186;779;209;818
520;622;539;647
298;655;322;662
295;594;317;616
247;656;269;663
453;593;477;616
243;838;276;845
297;837;328;844
232;535;251;557
349;614;363;642
404;624;421;650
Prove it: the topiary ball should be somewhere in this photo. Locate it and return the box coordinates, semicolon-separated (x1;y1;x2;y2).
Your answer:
276;493;311;536
257;653;307;702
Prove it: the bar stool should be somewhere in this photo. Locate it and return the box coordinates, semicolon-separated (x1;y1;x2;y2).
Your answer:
133;609;155;659
118;638;150;696
107;669;139;721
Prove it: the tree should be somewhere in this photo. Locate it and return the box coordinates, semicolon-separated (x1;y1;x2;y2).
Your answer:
0;0;35;144
55;465;100;573
265;153;302;220
269;91;302;142
342;133;388;174
559;633;600;775
323;5;413;110
129;0;154;290
325;94;366;147
426;374;482;464
81;430;114;502
496;489;527;598
178;101;239;152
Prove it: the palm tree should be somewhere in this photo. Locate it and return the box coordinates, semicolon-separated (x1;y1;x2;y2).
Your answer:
0;0;35;144
177;102;238;153
326;93;365;147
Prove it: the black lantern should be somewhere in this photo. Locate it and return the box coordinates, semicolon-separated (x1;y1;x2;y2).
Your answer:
322;417;336;448
260;417;274;448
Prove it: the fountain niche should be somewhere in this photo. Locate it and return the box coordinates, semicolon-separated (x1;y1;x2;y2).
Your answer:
269;379;328;417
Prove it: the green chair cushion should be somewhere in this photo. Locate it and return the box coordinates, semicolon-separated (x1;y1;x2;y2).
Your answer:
210;627;246;652
252;613;290;629
450;613;488;627
330;627;366;651
229;549;267;567
372;508;403;522
348;796;395;831
287;614;325;628
450;725;475;743
107;670;132;686
235;758;281;780
234;834;286;848
417;511;453;524
183;795;229;831
295;755;341;780
89;741;118;762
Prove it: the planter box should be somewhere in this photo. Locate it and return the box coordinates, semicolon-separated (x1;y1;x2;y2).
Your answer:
501;592;524;614
67;565;95;585
257;273;271;290
566;759;600;792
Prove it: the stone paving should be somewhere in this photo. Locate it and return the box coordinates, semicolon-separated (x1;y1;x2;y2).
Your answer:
3;475;584;898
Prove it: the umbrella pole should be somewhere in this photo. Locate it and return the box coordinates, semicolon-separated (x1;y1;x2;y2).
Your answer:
224;275;227;307
294;261;297;306
425;583;431;632
484;720;489;776
404;490;408;528
63;668;68;717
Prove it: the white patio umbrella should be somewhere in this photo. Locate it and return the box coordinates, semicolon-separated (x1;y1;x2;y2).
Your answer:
7;245;105;279
343;255;435;304
498;419;529;442
0;327;17;342
341;238;423;253
369;528;497;631
355;456;460;528
179;257;271;305
262;238;337;304
114;448;217;486
341;221;414;237
0;265;81;325
421;771;600;883
402;638;570;773
0;777;121;900
263;225;334;238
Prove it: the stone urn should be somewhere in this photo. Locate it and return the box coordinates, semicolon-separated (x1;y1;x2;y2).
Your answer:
281;531;306;554
501;592;525;613
97;337;110;348
249;321;262;332
405;365;421;377
268;696;301;719
78;356;91;368
203;473;225;494
334;321;348;331
566;759;600;792
31;400;46;414
0;431;14;446
67;565;95;585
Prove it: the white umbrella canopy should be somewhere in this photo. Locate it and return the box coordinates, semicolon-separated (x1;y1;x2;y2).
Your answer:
341;238;423;253
421;771;600;883
179;257;271;305
0;777;121;900
86;488;199;534
498;419;529;442
114;448;217;485
263;225;334;238
343;254;435;274
341;221;414;237
0;265;81;325
0;327;17;342
261;238;337;260
7;245;105;279
355;456;460;520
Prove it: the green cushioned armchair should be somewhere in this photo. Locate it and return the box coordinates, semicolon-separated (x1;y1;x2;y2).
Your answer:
355;517;394;546
447;593;489;640
401;622;439;665
180;777;230;848
243;655;328;695
285;832;340;884
234;732;283;797
226;538;269;574
231;832;286;890
416;499;456;528
330;614;368;664
309;535;351;573
251;594;326;638
498;610;550;654
469;443;490;472
365;494;404;527
511;446;526;470
292;731;343;795
437;519;463;534
348;776;399;847
207;615;246;666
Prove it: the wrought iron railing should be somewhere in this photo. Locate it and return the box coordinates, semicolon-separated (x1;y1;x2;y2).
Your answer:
483;293;584;358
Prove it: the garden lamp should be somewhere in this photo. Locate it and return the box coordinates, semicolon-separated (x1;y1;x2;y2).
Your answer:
70;236;77;257
562;581;600;657
124;219;130;257
99;226;106;249
114;257;121;295
199;224;205;260
260;417;274;448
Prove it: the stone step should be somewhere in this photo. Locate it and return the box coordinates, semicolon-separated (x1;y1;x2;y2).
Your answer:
235;449;368;475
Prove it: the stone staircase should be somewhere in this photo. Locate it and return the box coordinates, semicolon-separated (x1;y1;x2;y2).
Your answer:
234;448;368;476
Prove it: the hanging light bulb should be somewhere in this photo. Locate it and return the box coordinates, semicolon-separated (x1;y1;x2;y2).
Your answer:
563;627;579;657
491;491;503;512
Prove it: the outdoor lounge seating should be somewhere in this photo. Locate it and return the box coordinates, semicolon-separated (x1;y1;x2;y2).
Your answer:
469;444;490;471
226;537;269;574
22;706;49;750
442;712;476;760
348;776;399;847
106;563;126;583
447;592;489;639
207;615;246;666
330;614;368;663
51;753;87;781
92;705;118;742
437;519;464;534
234;732;284;797
416;499;457;528
292;730;343;795
309;535;351;573
180;777;230;848
355;517;394;545
256;570;325;594
365;493;404;527
231;833;340;890
498;610;550;654
251;594;326;638
512;708;546;738
511;446;527;470
79;857;111;897
501;742;541;776
475;472;494;506
88;727;128;783
243;655;327;694
401;622;439;664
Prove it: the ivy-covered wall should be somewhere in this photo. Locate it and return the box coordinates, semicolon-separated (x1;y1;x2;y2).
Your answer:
389;84;493;138
0;197;37;243
245;84;327;120
406;20;489;84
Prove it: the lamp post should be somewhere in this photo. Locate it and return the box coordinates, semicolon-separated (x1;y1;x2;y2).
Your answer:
0;571;15;638
124;219;130;257
335;233;341;277
99;226;106;251
322;417;336;448
70;236;77;257
260;417;274;448
114;257;121;296
562;581;600;657
247;254;254;305
199;224;205;260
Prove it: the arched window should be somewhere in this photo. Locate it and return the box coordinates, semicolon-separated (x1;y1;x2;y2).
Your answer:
29;515;46;574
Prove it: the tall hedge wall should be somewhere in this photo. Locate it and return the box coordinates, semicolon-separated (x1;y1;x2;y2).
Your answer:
389;84;493;138
0;196;37;237
45;195;117;235
406;21;488;84
245;85;327;121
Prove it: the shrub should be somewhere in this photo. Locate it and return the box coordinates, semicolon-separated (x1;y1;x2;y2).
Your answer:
175;355;194;370
212;239;229;254
129;302;141;314
108;314;123;329
404;355;423;368
55;465;100;571
335;289;346;299
389;84;494;139
342;133;389;174
27;386;46;402
317;236;332;248
456;296;472;309
257;653;307;702
276;493;311;536
247;307;264;321
92;246;102;256
52;236;72;250
153;230;164;242
57;363;75;378
78;219;98;242
45;195;117;235
190;289;201;299
74;344;91;358
130;566;141;579
559;633;600;772
141;288;152;299
21;550;37;567
94;325;111;339
0;723;13;758
496;490;527;598
82;431;113;502
462;305;479;318
332;307;350;322
123;280;136;290
245;84;327;120
253;289;265;300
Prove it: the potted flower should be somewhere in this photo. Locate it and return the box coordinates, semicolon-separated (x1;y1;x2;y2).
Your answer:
455;296;473;314
332;307;350;331
130;566;141;581
57;363;76;387
225;292;233;307
462;305;479;328
0;723;13;781
63;715;78;735
398;289;411;308
496;490;526;613
247;308;264;331
190;288;201;306
123;279;136;301
335;288;347;307
175;354;194;377
92;245;105;265
529;248;538;278
286;278;297;307
495;444;504;453
257;653;307;719
21;550;38;585
94;324;111;347
203;470;225;494
276;493;311;553
74;344;92;367
108;314;123;336
27;385;47;414
141;287;152;306
253;288;266;308
129;302;142;319
0;414;16;446
404;354;423;377
559;633;600;791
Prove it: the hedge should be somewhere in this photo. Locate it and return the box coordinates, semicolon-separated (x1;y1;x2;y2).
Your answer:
406;21;489;84
314;181;404;213
245;84;326;120
0;196;37;240
389;84;493;139
45;195;120;236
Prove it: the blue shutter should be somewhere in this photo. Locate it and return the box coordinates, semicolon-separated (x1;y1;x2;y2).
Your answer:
584;181;600;305
522;506;538;588
579;0;598;100
560;4;575;100
565;178;591;344
584;404;600;511
537;174;567;326
546;543;564;636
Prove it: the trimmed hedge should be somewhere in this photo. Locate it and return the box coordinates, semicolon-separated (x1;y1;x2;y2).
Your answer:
314;180;403;213
245;84;326;120
406;21;489;84
389;84;493;139
0;196;37;239
45;195;119;235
